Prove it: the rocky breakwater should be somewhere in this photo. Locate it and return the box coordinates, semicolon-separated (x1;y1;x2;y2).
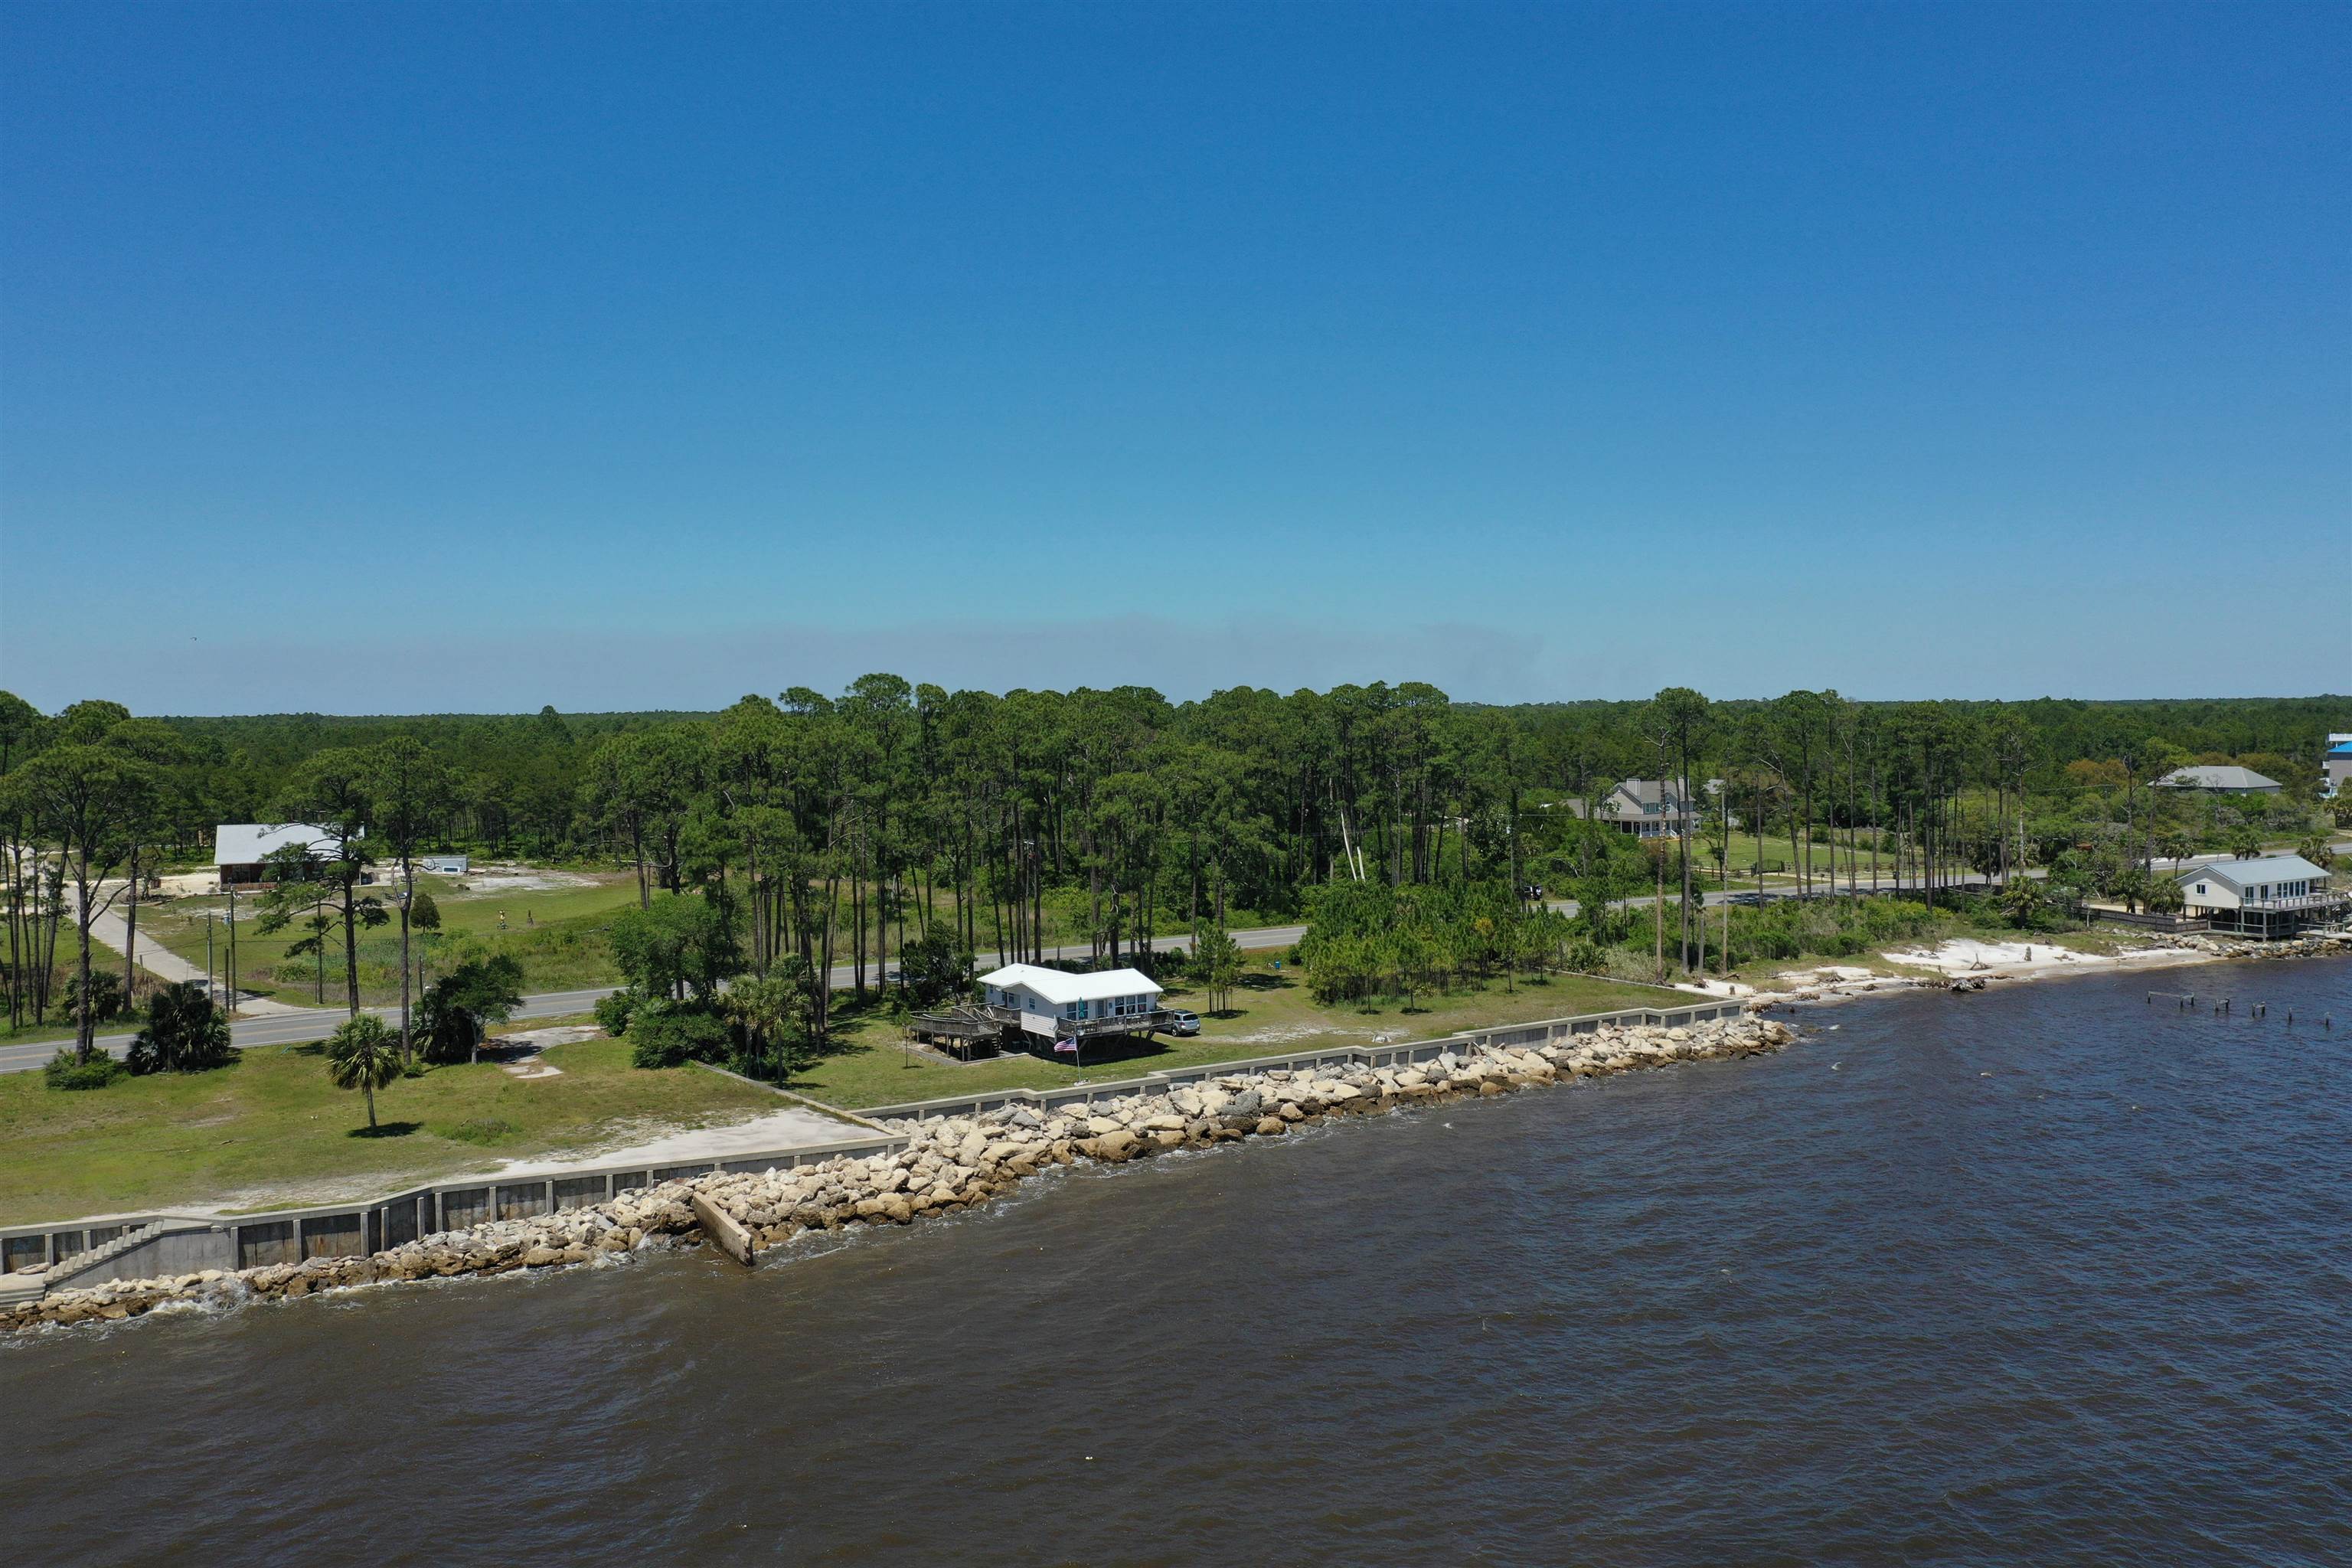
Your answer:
2181;929;2352;964
2;1015;1795;1336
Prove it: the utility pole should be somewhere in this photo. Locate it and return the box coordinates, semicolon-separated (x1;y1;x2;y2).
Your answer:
223;882;239;1021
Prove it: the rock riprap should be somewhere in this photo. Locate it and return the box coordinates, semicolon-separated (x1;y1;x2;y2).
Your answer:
4;1015;1795;1335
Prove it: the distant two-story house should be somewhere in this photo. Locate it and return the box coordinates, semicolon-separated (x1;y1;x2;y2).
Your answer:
2176;854;2344;938
1567;779;1723;838
2322;734;2352;798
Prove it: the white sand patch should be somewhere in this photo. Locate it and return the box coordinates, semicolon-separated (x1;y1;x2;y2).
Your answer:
498;1025;602;1050
1879;938;2209;978
1766;965;1928;1002
488;1025;603;1080
443;866;599;897
1214;1022;1367;1046
1672;978;1758;998
1774;965;1877;985
490;1106;867;1178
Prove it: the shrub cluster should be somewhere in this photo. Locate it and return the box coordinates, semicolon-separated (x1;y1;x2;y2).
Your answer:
43;1049;127;1090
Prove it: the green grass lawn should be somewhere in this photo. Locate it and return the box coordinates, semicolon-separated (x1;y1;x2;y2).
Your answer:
1704;829;1895;883
789;959;1668;1110
0;1034;784;1227
132;872;1302;1011
5;958;1674;1223
138;872;643;1006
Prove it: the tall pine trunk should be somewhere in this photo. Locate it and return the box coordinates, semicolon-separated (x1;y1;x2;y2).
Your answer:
121;846;141;1007
339;874;361;1016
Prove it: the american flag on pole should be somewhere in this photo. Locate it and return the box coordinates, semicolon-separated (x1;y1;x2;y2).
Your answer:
1054;1037;1080;1055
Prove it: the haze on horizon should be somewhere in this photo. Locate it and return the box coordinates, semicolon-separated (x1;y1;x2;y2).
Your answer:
2;2;2345;717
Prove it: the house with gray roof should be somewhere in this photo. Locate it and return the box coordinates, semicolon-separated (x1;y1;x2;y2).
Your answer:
2177;853;2343;937
1566;779;1723;838
2153;765;2281;795
213;823;361;887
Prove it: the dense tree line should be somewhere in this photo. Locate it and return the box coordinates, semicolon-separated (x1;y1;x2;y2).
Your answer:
3;684;2342;1045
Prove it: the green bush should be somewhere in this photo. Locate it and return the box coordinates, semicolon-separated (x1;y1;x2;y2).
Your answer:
626;1001;732;1069
44;1047;127;1090
1298;881;1557;1002
65;969;129;1026
594;987;640;1037
442;1116;520;1145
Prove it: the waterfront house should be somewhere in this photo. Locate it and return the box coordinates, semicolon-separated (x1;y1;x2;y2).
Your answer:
2176;854;2344;938
213;823;361;887
978;964;1167;1045
2153;765;2282;795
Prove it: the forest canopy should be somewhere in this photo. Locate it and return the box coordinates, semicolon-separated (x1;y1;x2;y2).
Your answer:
2;684;2343;1054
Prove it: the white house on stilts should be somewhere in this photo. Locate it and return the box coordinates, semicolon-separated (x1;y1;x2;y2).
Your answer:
2175;854;2344;938
978;965;1168;1046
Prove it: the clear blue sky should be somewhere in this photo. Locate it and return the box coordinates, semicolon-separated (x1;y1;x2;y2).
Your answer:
3;2;2344;714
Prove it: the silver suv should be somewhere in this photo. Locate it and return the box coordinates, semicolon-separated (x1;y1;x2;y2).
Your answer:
1163;1009;1200;1037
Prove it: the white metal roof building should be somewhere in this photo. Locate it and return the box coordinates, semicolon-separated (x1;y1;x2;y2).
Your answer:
978;964;1165;1037
213;823;354;883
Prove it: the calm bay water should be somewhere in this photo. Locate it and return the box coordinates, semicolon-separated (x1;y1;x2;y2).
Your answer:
7;958;2350;1566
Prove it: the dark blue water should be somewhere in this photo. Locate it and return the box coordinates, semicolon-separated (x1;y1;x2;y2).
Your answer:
7;958;2350;1566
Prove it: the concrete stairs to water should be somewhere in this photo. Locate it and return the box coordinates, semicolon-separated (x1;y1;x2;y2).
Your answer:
31;1220;168;1298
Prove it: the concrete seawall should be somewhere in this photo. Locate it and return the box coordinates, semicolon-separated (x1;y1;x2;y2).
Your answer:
2;998;1752;1327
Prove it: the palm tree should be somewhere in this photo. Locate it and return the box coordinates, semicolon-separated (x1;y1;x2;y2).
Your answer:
1997;875;2045;929
327;1014;402;1131
720;971;805;1080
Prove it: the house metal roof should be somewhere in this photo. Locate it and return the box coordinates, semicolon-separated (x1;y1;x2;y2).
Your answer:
1608;779;1699;811
212;822;351;866
2155;766;2281;791
2177;854;2329;890
978;964;1164;1005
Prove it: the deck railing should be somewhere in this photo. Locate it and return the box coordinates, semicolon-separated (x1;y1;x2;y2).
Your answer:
978;1002;1170;1035
2238;890;2344;913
